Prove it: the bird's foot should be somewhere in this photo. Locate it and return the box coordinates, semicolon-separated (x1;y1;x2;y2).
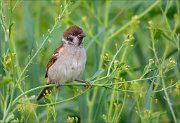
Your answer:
75;79;92;88
55;82;61;88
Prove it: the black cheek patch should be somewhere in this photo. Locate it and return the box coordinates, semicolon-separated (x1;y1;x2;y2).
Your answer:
67;37;73;42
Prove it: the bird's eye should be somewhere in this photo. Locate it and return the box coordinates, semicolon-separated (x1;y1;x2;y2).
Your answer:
72;32;76;36
67;37;73;42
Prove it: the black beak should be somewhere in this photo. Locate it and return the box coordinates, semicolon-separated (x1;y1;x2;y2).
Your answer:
78;32;86;46
78;32;86;38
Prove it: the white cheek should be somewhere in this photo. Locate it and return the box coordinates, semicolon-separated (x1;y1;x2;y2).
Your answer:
73;37;79;44
62;38;67;42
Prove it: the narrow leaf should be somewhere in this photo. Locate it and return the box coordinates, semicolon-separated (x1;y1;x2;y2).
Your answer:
88;69;104;81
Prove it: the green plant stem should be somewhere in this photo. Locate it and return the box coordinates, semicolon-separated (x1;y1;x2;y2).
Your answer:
1;2;70;122
97;0;160;82
115;92;127;121
148;8;177;122
107;0;160;42
89;1;160;118
16;24;56;93
136;97;143;121
160;69;177;123
108;82;117;122
86;6;124;50
18;88;91;107
11;79;180;108
107;43;125;75
16;2;69;92
160;0;178;49
107;42;127;122
1;1;21;122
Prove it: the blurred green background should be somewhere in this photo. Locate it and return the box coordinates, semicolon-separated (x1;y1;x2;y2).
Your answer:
0;0;180;122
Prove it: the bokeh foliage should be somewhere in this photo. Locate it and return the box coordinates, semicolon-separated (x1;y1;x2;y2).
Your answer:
0;0;180;122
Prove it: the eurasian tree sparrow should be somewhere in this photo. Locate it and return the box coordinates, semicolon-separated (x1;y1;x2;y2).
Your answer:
37;25;86;100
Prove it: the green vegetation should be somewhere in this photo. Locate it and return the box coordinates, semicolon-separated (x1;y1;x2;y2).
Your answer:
0;0;180;122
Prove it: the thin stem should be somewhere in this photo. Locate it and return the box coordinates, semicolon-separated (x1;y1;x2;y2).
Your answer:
160;73;177;123
16;2;69;90
108;79;117;121
107;0;160;41
17;88;91;107
12;84;55;105
107;43;124;75
12;79;179;107
86;7;124;50
115;92;127;121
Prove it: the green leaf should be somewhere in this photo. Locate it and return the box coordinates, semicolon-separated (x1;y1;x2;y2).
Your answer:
9;23;14;39
88;69;104;81
144;80;154;110
0;76;12;87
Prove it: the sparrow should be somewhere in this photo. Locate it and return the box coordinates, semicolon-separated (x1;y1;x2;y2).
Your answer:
37;25;86;100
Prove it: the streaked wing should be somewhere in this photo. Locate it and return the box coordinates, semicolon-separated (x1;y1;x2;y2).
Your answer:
45;44;63;78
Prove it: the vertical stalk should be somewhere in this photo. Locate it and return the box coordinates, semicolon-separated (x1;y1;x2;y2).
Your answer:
88;1;111;122
160;71;177;123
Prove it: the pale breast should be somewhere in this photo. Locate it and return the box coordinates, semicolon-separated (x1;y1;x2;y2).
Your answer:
48;46;86;84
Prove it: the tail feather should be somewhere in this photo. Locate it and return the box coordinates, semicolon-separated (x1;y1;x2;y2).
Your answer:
37;86;53;100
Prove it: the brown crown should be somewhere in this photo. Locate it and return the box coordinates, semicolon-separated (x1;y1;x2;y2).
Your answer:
63;25;83;39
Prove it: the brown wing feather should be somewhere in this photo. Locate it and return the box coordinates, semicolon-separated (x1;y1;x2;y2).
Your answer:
45;43;64;78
